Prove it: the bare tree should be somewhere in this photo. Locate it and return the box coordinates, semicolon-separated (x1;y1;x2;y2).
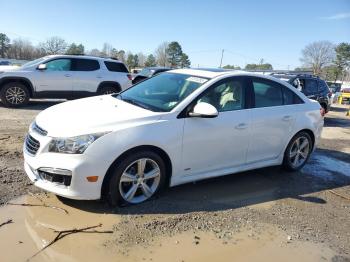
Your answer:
137;52;146;67
39;36;67;55
7;38;37;60
300;41;335;75
155;42;169;67
88;48;102;57
101;43;113;57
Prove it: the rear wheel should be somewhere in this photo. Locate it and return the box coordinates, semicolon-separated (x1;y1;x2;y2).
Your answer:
107;151;166;206
98;86;120;95
0;82;30;107
283;131;312;171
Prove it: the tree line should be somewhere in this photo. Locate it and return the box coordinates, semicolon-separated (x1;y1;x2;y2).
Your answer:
299;41;350;82
0;33;191;69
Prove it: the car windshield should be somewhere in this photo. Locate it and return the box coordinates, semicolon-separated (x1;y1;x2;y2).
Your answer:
21;57;47;68
139;68;155;77
114;72;209;112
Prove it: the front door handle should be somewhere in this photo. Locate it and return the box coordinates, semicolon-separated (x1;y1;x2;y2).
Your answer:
282;115;292;121
235;123;248;129
64;74;71;77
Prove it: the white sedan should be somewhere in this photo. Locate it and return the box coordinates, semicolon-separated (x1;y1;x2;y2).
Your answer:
23;69;324;206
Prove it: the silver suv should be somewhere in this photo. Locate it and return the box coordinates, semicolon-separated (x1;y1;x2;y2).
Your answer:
0;55;132;107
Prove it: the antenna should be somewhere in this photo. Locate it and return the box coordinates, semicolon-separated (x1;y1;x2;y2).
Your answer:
219;49;224;68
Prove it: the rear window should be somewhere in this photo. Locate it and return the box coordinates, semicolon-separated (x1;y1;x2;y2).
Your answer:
104;61;129;73
72;59;100;71
303;79;318;94
318;80;329;92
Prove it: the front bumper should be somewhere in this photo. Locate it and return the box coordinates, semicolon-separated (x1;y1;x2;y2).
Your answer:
23;131;107;200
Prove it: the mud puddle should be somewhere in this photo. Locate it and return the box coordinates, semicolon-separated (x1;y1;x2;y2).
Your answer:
0;194;340;262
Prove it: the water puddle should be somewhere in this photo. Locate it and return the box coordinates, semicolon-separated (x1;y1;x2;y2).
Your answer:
0;194;340;261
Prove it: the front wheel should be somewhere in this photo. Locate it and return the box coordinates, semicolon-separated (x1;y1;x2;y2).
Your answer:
0;82;30;107
283;131;312;171
107;151;167;206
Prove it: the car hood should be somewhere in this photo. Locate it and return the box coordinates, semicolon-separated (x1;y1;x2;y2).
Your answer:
35;95;163;137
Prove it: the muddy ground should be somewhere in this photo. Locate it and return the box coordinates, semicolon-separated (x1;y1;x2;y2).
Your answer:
0;100;350;261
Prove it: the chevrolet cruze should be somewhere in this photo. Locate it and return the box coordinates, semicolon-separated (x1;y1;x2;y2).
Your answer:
23;69;324;206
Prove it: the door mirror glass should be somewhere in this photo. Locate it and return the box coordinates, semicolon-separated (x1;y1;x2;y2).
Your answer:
189;102;218;118
37;64;47;70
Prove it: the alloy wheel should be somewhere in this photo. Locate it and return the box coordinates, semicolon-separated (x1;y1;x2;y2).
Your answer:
5;86;26;105
289;136;310;168
119;158;161;204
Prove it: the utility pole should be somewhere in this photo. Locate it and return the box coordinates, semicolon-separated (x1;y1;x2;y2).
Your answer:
219;49;224;68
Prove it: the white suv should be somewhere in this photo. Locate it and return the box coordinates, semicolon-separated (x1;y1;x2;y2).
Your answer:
0;55;132;107
23;69;324;206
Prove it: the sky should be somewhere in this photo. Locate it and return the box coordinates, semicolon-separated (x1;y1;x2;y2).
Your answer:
1;0;350;69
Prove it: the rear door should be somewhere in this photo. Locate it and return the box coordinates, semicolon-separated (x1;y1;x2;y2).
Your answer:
71;58;101;94
246;77;299;163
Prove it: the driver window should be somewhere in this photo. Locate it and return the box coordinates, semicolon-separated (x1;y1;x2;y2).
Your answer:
197;79;245;112
45;59;71;71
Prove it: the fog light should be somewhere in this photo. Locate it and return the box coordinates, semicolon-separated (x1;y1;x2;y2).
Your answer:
37;167;72;186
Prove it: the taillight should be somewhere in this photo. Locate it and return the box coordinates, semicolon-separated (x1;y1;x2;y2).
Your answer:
127;74;132;81
320;108;326;117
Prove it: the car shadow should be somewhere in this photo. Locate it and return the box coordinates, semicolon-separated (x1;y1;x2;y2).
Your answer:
58;149;350;215
324;114;350;128
0;99;64;110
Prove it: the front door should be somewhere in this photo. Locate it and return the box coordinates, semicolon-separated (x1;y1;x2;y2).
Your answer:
33;58;73;96
181;77;251;177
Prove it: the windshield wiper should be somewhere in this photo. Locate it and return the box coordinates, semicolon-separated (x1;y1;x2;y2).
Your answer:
121;98;153;111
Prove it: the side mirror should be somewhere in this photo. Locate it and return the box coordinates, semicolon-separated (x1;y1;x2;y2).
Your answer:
189;102;218;118
37;64;47;70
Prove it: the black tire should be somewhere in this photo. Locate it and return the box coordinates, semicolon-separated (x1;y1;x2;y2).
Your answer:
283;131;313;171
0;82;30;107
98;86;120;95
107;151;167;207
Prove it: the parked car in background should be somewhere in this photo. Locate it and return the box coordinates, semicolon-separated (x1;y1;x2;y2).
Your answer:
271;73;331;112
23;69;324;206
0;55;132;107
0;61;11;66
132;66;171;84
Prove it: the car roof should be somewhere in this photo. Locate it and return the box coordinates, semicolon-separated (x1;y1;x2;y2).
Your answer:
46;55;124;63
170;68;256;79
146;66;171;70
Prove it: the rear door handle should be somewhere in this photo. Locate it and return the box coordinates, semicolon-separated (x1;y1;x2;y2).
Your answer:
64;74;71;77
282;115;292;121
235;123;248;129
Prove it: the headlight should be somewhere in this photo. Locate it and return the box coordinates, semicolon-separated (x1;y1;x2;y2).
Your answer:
48;132;109;154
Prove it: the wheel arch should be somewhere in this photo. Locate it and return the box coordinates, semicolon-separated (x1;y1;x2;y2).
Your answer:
0;77;34;97
101;145;173;199
97;81;121;93
286;128;316;154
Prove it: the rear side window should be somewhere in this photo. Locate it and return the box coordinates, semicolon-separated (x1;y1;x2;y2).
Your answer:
104;61;129;73
282;87;304;105
304;79;318;94
72;59;100;71
252;78;283;108
318;80;329;92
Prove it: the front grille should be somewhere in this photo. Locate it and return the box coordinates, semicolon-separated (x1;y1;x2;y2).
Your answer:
25;134;40;156
32;122;47;136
